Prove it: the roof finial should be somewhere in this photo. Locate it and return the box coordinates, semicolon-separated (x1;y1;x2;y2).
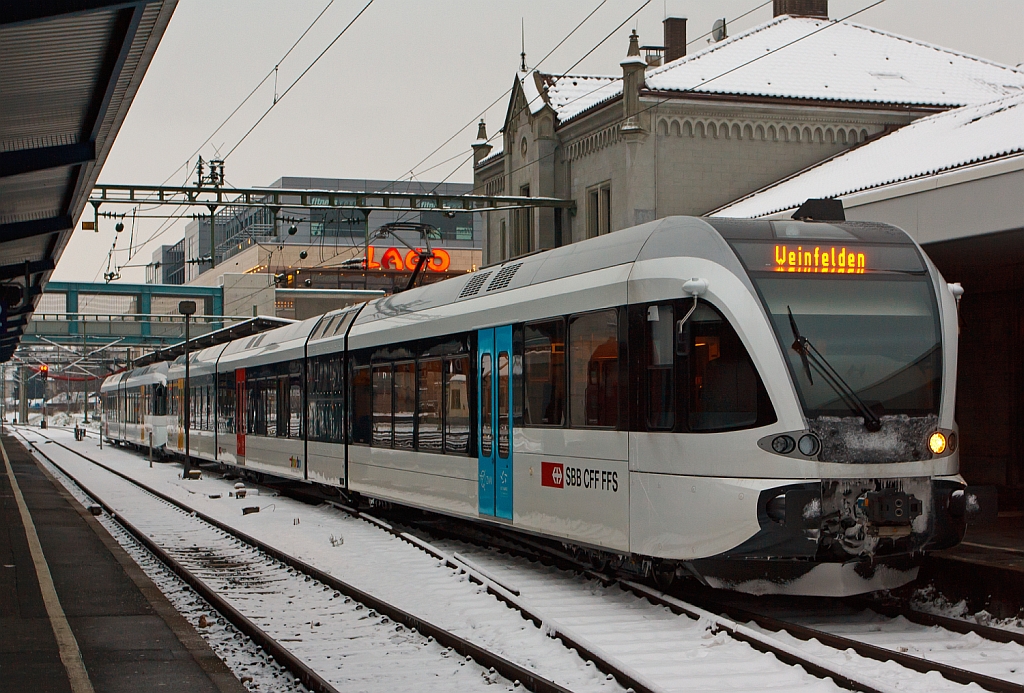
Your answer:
476;118;487;141
520;18;527;72
627;28;641;57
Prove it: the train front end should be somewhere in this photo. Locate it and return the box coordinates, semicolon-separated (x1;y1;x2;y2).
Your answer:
690;218;984;595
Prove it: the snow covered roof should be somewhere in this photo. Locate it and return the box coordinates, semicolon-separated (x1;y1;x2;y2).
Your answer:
477;143;504;168
538;73;621;122
714;93;1024;218
645;16;1024;106
533;15;1024;125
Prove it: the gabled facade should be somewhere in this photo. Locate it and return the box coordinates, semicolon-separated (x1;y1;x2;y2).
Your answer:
473;1;1024;265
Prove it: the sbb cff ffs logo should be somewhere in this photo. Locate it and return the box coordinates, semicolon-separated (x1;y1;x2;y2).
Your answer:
542;461;564;488
541;461;619;492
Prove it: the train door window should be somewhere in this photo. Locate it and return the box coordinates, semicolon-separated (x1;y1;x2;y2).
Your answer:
647;304;675;430
497;352;510;458
248;378;260;435
523;319;565;426
685;302;765;431
444;356;470;454
372;364;393;447
351;365;371;445
417;358;443;452
264;378;278;436
569;309;619;428
480;353;493;457
394;361;415;450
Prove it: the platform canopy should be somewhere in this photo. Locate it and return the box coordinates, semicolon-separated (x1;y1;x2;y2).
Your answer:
0;0;178;362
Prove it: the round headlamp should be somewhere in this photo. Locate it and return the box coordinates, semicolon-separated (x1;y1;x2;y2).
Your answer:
928;431;947;455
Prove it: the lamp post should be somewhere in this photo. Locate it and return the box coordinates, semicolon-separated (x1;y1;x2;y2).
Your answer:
178;300;196;474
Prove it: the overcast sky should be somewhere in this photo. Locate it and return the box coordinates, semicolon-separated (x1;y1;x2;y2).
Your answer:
55;0;1024;283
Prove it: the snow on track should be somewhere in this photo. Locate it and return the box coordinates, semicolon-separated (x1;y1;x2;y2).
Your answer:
418;531;997;692
19;429;618;693
22;433;510;693
41;454;306;692
783;609;1024;685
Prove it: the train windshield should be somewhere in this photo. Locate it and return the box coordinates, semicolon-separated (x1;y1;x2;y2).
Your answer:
752;275;941;418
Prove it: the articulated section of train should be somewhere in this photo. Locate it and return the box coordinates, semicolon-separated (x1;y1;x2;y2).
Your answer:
101;215;989;596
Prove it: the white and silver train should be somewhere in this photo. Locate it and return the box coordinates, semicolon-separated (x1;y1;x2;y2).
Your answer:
101;215;983;596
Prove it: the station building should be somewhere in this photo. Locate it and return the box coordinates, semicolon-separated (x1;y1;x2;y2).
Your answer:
473;0;1024;265
472;0;1024;506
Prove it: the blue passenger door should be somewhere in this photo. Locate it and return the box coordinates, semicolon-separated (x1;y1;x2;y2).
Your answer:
477;326;513;520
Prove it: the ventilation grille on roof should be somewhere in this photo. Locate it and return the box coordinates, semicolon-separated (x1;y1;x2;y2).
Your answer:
487;263;522;291
458;271;492;299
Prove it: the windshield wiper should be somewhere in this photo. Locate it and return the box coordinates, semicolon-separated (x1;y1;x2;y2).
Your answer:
787;306;882;432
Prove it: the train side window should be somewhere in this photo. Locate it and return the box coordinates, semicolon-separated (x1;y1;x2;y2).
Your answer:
417;358;443;452
444;355;470;454
647;304;674;430
394;361;416;450
276;377;289;437
308;356;343;443
523;319;565;426
218;374;234;434
372;364;393;447
569;309;618;428
351;365;372;445
685;302;769;432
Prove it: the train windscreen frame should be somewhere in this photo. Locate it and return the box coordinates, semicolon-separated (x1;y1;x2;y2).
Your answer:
717;220;942;420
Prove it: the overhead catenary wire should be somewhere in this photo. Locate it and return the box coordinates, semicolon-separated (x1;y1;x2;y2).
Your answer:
96;0;343;279
418;0;656;195
381;0;612;198
223;0;377;161
105;0;644;282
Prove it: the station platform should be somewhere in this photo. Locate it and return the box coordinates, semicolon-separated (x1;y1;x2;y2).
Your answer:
0;433;244;693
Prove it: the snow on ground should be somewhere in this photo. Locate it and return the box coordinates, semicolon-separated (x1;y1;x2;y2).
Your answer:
911;586;1024;635
18;428;620;693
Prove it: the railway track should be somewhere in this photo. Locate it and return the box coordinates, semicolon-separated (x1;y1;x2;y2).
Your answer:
388;512;1024;693
17;429;581;693
25;426;1024;693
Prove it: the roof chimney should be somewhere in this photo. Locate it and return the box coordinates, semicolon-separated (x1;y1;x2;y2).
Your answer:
663;17;686;63
773;0;828;18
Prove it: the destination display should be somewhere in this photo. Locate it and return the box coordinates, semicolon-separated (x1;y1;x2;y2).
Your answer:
729;241;924;274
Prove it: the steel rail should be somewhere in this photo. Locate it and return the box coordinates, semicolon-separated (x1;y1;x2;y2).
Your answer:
667;590;1024;693
854;597;1024;648
20;430;574;693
